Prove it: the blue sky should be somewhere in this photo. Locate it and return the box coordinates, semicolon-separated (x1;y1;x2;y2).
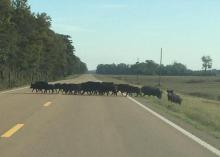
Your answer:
29;0;220;70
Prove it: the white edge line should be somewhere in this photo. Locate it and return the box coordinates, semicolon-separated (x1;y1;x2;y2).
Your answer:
127;96;220;157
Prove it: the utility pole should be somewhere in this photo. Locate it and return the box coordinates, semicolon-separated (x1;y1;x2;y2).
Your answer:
159;48;163;86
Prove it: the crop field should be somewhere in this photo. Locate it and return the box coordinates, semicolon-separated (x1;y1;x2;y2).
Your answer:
95;74;220;140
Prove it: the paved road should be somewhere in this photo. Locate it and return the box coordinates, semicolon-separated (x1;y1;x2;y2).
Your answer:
0;75;218;157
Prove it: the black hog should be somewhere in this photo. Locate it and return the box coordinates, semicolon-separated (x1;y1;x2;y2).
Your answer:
127;86;141;97
30;81;48;93
99;82;117;96
167;90;182;104
116;84;131;96
54;83;62;93
141;86;162;99
60;83;80;95
81;81;100;95
44;84;55;94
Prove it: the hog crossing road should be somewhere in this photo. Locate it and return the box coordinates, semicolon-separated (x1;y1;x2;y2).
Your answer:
0;75;218;157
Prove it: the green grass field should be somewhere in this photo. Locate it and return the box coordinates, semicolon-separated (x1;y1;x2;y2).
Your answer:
95;74;220;140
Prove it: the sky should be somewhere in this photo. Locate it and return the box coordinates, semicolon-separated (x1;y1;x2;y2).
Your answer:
29;0;220;70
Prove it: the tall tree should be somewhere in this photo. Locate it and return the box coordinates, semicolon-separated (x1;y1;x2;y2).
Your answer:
0;0;87;89
202;56;212;72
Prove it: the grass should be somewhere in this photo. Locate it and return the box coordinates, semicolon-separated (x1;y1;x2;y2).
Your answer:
108;75;220;101
95;74;220;140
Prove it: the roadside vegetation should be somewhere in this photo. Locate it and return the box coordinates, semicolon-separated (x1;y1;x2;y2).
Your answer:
0;0;87;90
95;74;220;139
96;59;218;76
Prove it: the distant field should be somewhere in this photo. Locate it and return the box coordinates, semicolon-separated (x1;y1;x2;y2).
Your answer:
95;74;220;140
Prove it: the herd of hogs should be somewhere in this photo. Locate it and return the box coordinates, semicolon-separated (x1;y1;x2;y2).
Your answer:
30;81;182;104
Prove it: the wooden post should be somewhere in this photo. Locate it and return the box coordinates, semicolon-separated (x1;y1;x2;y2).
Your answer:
136;58;139;84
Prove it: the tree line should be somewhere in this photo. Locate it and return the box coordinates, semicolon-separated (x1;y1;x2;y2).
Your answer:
0;0;87;89
96;60;218;76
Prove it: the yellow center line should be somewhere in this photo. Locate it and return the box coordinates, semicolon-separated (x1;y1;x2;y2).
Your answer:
43;101;52;107
1;124;24;138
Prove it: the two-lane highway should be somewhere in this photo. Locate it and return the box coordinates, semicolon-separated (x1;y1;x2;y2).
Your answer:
0;75;218;157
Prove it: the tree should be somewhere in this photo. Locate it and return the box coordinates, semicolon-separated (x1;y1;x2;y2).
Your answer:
164;62;188;75
96;61;191;76
0;0;87;89
202;56;212;72
144;60;159;75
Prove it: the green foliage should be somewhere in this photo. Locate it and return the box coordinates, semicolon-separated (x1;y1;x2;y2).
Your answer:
202;56;212;72
0;0;87;88
96;61;193;76
96;60;217;76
